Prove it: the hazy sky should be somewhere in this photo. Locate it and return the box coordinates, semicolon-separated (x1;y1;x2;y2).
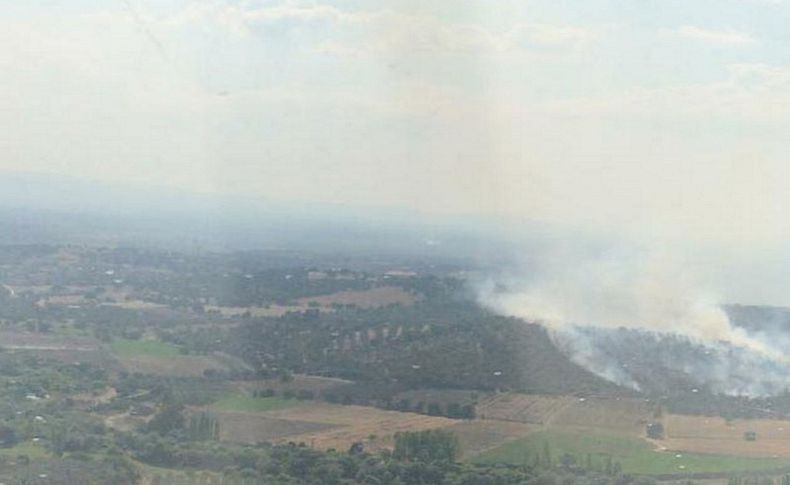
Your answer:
3;0;790;252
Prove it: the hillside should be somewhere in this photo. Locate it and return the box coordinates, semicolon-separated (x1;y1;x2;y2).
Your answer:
228;298;621;403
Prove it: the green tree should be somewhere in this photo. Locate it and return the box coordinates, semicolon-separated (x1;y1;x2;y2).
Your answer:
147;404;185;435
393;430;460;463
542;441;552;468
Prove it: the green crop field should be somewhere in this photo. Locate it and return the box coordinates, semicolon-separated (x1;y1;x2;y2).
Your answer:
110;338;181;357
473;428;790;475
212;395;304;413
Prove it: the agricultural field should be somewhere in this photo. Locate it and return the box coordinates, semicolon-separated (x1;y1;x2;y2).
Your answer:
0;441;52;459
24;284;168;311
477;393;574;424
110;338;231;377
111;339;180;358
0;331;98;352
470;394;790;475
204;304;300;318
549;396;655;434
234;375;352;396
0;330;111;368
211;395;305;413
445;419;538;459
392;389;485;409
4;284;52;296
114;353;230;377
295;286;418;308
476;392;654;434
661;414;790;458
38;293;86;306
264;403;458;451
473;428;790;475
205;285;418;317
101;299;168;311
210;399;457;451
136;464;223;485
212;412;339;444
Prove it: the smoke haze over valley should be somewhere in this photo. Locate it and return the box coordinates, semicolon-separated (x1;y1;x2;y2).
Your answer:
477;243;790;397
6;173;790;398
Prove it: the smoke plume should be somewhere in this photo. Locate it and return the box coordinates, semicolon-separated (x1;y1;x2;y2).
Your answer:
477;243;790;396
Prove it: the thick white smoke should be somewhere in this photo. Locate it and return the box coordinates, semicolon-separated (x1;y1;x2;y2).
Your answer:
476;243;790;396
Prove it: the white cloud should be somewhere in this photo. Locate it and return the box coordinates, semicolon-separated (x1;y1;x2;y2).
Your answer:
541;62;790;122
662;25;756;45
511;23;598;47
166;2;597;56
241;3;348;23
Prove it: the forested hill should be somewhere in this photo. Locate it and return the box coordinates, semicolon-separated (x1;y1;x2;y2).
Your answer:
229;298;622;400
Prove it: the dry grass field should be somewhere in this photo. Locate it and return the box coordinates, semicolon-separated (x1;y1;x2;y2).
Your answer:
6;285;52;295
206;286;418;317
214;412;339;444
477;393;653;435
264;403;458;451
550;396;655;434
445;420;538;459
204;304;297;318
22;283;171;311
477;393;574;424
109;338;233;377
661;414;790;457
115;354;229;377
392;389;483;408
295;286;418;308
212;401;457;451
0;331;113;366
101;300;168;311
40;294;87;306
234;375;352;395
472;393;790;473
0;331;99;351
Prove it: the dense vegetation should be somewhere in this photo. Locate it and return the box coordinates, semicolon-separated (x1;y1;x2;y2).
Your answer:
228;299;617;402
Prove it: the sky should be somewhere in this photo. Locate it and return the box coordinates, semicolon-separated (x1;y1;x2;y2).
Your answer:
4;1;790;299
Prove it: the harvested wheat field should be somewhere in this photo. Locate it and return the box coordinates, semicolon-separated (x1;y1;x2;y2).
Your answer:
206;286;419;318
215;413;339;444
661;414;790;457
219;402;458;451
550;396;655;433
477;393;573;424
296;286;418;308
